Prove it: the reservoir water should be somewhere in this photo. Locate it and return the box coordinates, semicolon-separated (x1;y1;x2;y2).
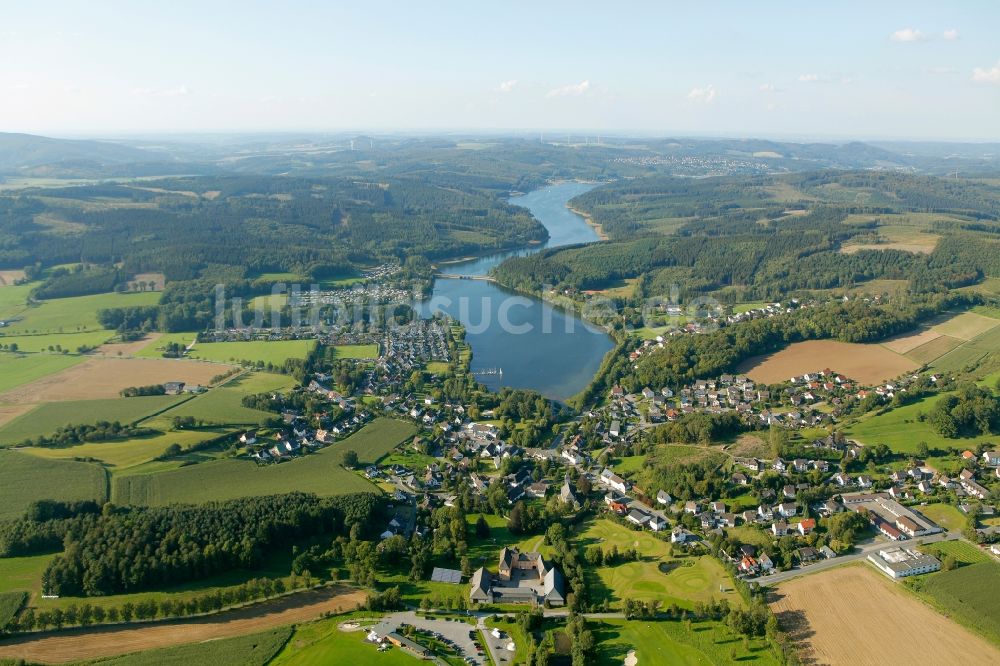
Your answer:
417;182;614;401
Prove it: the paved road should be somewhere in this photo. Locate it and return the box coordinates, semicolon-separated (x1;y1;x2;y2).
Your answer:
747;531;956;586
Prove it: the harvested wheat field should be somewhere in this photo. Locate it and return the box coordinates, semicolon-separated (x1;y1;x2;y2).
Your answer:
0;404;35;428
769;566;999;666
0;357;233;404
93;332;163;357
881;328;942;354
737;340;918;385
0;270;26;286
0;586;365;664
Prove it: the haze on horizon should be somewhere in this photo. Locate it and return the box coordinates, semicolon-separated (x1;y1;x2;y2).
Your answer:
2;0;999;141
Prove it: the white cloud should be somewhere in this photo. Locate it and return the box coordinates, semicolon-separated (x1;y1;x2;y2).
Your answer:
687;84;717;103
972;61;1000;84
759;83;775;93
133;85;190;97
890;27;925;42
546;80;590;98
943;28;959;41
798;73;820;83
497;79;517;93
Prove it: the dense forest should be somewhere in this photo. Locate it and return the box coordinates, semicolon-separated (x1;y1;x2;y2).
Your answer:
492;170;1000;302
0;493;380;596
0;176;546;282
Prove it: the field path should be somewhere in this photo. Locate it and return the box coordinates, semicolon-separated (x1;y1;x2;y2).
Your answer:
0;586;365;664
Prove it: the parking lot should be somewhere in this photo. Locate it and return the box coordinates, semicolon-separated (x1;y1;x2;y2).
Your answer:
371;611;488;665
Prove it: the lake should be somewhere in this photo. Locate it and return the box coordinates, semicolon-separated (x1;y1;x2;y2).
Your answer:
416;182;614;401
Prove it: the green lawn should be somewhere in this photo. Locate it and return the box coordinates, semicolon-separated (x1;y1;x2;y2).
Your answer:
185;340;316;365
111;419;413;505
917;503;967;532
0;352;83;392
1;291;161;335
0;395;186;444
0;450;107;520
93;628;293;666
271;618;416;666
591;618;779;666
331;344;379;360
575;519;743;610
725;525;774;549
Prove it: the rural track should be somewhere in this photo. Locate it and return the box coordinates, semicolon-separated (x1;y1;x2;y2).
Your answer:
0;586;365;664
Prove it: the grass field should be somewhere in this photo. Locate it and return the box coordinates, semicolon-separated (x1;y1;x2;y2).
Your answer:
0;450;107;520
149;372;296;427
270;619;414;666
1;291;162;335
736;339;918;385
24;428;229;469
839;225;941;255
184;340;316;365
0;554;54;597
904;335;964;365
0;395;184;444
330;344;379;360
134;333;197;358
93;627;293;666
771;564;999;663
591;618;779;666
0;352;83;393
931;312;1000;341
111;418;413;505
909;560;1000;646
0;591;27;630
575;519;743;610
918;503;967;532
0;283;33;320
843;390;988;453
0;330;115;353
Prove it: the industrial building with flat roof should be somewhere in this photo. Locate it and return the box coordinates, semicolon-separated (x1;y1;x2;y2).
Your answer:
867;547;941;579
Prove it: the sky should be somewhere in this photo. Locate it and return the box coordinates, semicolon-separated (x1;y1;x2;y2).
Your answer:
2;1;999;140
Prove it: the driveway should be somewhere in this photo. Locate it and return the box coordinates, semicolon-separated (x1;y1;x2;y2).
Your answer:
373;611;487;666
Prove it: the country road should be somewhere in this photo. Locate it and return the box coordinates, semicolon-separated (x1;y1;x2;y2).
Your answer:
747;531;957;586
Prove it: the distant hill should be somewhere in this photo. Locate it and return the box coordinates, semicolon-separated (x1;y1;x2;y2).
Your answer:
0;132;160;172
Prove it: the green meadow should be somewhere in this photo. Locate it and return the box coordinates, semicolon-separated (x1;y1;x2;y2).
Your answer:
111;418;414;505
591;617;779;665
0;352;83;392
0;395;185;444
184;339;316;365
0;450;107;520
1;291;161;335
